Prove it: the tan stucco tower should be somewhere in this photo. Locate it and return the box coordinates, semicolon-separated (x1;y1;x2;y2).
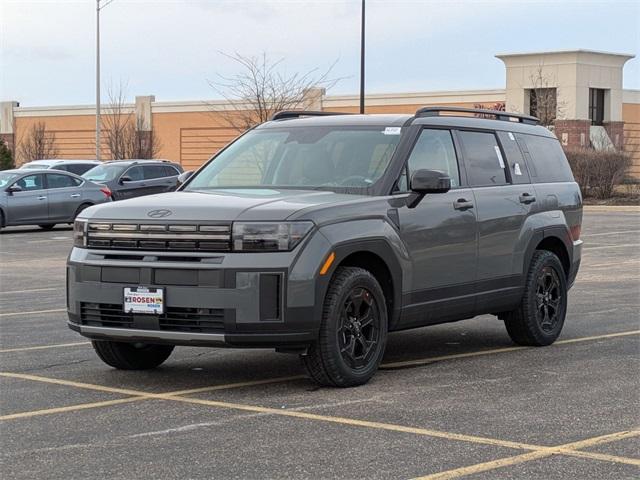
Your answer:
496;50;634;150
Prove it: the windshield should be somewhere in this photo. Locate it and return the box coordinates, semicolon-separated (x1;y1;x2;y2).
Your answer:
185;126;402;193
0;172;19;188
83;164;124;182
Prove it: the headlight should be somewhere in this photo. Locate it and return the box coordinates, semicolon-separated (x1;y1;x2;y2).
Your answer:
73;219;88;247
232;221;314;252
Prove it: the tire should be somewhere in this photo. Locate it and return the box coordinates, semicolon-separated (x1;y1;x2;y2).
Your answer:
38;224;55;230
302;266;388;387
92;340;174;370
503;250;568;346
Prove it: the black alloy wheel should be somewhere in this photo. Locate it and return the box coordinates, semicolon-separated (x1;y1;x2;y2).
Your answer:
338;287;381;370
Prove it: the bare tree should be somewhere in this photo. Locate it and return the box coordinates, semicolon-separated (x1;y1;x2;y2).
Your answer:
528;66;566;127
207;52;339;132
103;82;132;160
103;82;161;159
473;102;506;118
18;122;58;162
123;117;162;159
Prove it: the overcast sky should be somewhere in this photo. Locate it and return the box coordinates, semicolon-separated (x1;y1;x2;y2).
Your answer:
1;0;639;107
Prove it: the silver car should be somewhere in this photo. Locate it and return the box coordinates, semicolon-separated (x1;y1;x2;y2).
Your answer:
0;169;111;231
19;159;101;176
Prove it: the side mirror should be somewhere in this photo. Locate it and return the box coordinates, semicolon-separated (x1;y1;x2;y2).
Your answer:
7;185;22;194
119;175;132;184
176;170;194;189
407;169;451;208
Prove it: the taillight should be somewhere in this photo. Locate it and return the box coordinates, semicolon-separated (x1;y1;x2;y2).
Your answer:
100;187;112;198
570;225;581;241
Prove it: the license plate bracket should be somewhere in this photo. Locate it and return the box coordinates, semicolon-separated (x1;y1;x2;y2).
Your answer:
124;287;164;315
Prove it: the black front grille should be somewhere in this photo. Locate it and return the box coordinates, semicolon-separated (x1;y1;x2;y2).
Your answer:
80;303;225;333
86;223;231;252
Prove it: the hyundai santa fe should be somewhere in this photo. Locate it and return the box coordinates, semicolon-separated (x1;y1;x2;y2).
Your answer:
67;107;582;387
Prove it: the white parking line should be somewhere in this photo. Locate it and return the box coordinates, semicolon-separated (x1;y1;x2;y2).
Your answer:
583;230;640;237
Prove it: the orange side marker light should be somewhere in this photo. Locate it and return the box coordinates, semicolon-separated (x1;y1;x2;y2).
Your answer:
319;252;336;276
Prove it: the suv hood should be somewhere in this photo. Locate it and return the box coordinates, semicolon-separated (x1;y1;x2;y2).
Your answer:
81;189;368;222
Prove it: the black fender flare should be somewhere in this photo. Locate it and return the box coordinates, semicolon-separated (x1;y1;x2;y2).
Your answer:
313;238;404;329
522;225;572;284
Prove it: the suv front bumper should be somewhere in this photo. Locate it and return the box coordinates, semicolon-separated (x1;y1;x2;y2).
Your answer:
66;243;329;348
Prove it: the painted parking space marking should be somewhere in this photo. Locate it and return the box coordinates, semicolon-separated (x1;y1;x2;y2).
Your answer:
0;342;90;353
0;287;62;295
0;308;66;317
412;430;640;479
582;230;640;237
1;370;638;472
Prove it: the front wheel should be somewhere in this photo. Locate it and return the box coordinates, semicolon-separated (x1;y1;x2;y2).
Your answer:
92;341;174;370
302;266;388;387
503;250;568;346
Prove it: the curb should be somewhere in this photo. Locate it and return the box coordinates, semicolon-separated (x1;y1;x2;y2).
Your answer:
583;205;640;212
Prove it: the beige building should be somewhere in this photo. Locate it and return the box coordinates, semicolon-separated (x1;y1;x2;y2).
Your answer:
1;49;639;177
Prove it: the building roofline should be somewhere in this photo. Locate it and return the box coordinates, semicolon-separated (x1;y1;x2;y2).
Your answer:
496;49;635;59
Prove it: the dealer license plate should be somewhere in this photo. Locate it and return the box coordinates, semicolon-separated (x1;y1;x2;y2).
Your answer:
124;287;164;315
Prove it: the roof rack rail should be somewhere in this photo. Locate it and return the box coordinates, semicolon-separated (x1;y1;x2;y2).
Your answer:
271;110;352;121
414;106;539;125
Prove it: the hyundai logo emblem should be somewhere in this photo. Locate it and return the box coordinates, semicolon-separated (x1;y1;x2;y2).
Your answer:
147;209;172;218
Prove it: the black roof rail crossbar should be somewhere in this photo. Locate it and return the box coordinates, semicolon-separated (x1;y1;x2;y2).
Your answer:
271;110;352;121
414;106;539;125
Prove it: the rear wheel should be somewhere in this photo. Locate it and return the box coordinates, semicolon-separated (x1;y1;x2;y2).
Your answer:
302;266;388;387
38;224;55;230
92;341;174;370
503;250;567;346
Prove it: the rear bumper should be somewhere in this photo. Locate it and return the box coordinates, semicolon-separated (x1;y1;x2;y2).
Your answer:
568;239;582;289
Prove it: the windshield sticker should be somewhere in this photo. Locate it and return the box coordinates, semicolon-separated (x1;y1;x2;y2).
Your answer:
383;127;401;135
494;146;506;168
514;163;523;176
508;132;515;141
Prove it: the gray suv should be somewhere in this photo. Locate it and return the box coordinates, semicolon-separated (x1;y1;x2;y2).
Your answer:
67;107;583;387
82;160;183;200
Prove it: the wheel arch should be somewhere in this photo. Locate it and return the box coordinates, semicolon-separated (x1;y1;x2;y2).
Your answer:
524;227;572;280
318;239;403;330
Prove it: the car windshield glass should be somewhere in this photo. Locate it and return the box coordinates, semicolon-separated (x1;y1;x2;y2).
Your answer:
83;164;124;182
0;172;19;188
184;126;402;194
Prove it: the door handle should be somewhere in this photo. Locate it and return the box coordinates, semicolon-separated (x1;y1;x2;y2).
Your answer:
70;194;81;198
519;193;536;204
453;198;474;210
38;196;47;200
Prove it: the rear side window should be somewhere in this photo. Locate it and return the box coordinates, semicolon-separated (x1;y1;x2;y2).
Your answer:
518;134;574;183
66;163;95;175
47;173;82;188
53;164;70;172
163;166;179;177
497;132;530;184
458;131;507;187
143;165;168;179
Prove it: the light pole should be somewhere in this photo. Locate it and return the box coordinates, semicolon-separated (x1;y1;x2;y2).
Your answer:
96;0;114;161
359;0;365;114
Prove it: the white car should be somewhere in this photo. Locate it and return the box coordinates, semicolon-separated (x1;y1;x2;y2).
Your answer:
20;159;101;176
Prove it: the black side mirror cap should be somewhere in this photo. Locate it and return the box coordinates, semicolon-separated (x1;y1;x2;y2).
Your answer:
407;169;451;209
176;170;194;189
410;169;451;194
119;176;132;184
6;185;22;194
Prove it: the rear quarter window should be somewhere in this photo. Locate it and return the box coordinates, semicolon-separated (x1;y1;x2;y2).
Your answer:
497;132;530;184
518;134;574;183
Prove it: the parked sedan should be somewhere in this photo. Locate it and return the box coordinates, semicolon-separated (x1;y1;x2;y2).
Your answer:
82;160;183;201
0;169;111;230
19;159;101;176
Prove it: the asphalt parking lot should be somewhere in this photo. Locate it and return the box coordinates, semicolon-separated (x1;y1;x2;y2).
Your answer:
0;207;639;480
